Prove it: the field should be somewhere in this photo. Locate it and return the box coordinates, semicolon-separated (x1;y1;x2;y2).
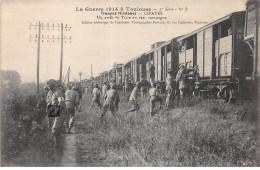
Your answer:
1;78;259;166
73;93;259;166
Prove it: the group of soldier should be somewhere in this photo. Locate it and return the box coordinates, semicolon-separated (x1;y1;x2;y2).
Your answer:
31;62;197;148
34;79;83;147
88;62;198;119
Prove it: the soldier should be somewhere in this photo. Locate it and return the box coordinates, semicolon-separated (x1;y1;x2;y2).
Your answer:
101;83;119;118
140;77;149;99
46;85;54;129
149;83;163;117
75;85;83;112
46;79;66;147
65;86;79;134
112;83;120;113
149;64;155;86
124;75;129;93
122;82;125;93
126;82;141;114
102;82;108;101
140;86;147;99
165;68;175;108
90;83;102;111
176;64;187;100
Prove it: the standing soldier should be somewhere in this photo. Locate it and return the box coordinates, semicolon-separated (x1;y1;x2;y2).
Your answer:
46;85;54;129
149;83;163;117
149;64;155;86
65;86;79;134
126;82;141;114
140;86;147;99
90;83;102;111
102;82;108;101
176;64;186;100
165;68;175;108
76;85;83;112
101;83;119;118
46;79;66;147
124;75;129;93
140;76;149;99
114;84;120;113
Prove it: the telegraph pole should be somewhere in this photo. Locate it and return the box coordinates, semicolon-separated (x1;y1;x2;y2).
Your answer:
60;23;63;84
36;21;41;94
29;22;72;93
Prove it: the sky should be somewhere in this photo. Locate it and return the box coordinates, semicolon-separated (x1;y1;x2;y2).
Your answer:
1;0;247;83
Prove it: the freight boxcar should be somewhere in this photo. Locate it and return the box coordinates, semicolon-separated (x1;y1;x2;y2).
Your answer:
177;11;252;100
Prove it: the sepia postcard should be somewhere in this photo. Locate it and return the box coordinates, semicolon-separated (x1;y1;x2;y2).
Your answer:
1;0;259;167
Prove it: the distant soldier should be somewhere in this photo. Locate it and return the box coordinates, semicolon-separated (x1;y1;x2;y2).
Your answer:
140;86;148;99
101;83;119;118
176;64;197;101
46;79;66;147
165;68;175;108
126;82;141;114
102;82;108;100
65;86;79;134
124;75;129;93
85;86;89;95
149;83;163;117
149;64;155;86
114;84;120;113
140;77;150;99
176;64;187;100
90;83;102;111
122;82;125;93
75;85;83;111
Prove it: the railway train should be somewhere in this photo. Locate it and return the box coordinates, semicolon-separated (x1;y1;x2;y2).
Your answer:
76;0;260;101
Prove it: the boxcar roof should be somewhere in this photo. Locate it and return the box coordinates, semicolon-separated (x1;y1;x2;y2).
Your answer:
177;11;245;42
145;35;182;55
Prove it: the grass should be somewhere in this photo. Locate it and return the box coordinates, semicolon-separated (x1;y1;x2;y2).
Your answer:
1;81;258;166
75;92;259;167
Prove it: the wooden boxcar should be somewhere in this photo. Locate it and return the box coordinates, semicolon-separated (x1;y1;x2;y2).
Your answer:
177;11;252;97
244;0;260;80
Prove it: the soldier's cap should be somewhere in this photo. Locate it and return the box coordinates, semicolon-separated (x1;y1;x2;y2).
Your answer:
111;83;117;90
72;86;78;90
46;79;57;87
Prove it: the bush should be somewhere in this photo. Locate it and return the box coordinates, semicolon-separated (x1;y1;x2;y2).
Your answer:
1;70;54;166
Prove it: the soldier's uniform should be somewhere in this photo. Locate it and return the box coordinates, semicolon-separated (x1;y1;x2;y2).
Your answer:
65;86;79;133
101;84;119;117
165;73;175;108
49;88;66;135
126;82;140;114
149;84;162;117
90;84;102;110
149;64;155;85
46;90;54;128
46;80;66;146
124;75;129;93
102;83;108;100
176;65;187;100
